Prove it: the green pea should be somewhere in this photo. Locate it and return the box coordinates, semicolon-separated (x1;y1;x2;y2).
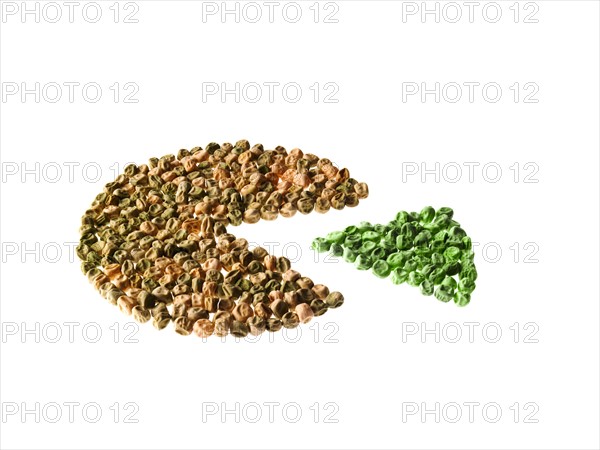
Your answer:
443;246;461;262
419;206;435;224
372;260;391;278
460;265;478;281
443;261;462;276
344;225;359;235
343;247;357;263
396;235;411;250
391;268;409;285
420;279;434;296
370;247;387;260
449;226;466;239
441;276;458;290
360;241;377;253
420;264;436;278
462;236;472;250
454;292;470;307
387;252;406;268
400;222;417;239
326;231;346;244
433;214;451;228
355;254;373;270
357;221;373;233
344;234;362;250
403;260;418;272
330;243;343;257
413;230;432;246
458;278;476;294
429;268;446;285
434;285;454;303
414;246;432;257
312;238;331;253
362;231;381;242
378;239;396;253
395;211;409;224
437;207;454;220
431;253;446;266
407;271;424;287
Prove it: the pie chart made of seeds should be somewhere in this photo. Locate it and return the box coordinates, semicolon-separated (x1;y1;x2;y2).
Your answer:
77;140;370;339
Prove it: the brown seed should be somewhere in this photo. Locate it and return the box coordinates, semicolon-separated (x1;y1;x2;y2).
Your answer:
296;277;314;290
295;303;314;324
312;284;330;299
187;307;210;322
281;312;300;329
326;291;344;308
232;302;254;322
310;299;329;316
230;320;249;338
193;319;214;338
173;294;192;308
354;182;369;199
174;316;193;335
314;197;331;214
132;305;151;323
279;202;297;218
266;318;283;332
247;316;266;336
254;302;272;319
214;318;230;337
284;291;300;308
152;313;171;330
117;295;137;315
271;298;289;319
283;269;301;282
243;208;261;224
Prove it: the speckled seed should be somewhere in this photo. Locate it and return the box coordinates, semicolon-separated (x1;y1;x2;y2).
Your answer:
266;318;283;332
281;312;300;329
230;320;249;338
232;302;254;322
271;298;289;319
132;306;151;323
174;316;193;335
310;299;329;316
214;318;230;337
193;319;214;338
187;307;210;322
152;313;171;330
312;284;330;299
325;291;344;308
254;303;272;319
248;316;267;335
117;295;137;315
295;303;314;324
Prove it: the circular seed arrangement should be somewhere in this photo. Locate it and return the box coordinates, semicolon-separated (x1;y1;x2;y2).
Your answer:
77;140;369;338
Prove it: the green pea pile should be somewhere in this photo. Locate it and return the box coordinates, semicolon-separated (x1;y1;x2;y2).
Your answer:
312;207;477;306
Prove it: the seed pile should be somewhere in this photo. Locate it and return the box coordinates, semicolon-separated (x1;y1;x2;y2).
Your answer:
77;140;369;338
312;207;477;306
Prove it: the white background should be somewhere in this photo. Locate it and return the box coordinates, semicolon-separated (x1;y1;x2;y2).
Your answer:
1;1;599;449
